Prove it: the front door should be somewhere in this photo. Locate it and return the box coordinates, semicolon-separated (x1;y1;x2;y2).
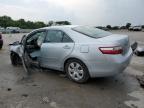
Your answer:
24;30;46;60
40;30;74;70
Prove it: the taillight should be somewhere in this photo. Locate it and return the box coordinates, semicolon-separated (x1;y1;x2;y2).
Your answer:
99;46;123;54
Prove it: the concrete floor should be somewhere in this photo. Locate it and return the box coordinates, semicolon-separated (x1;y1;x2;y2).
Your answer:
0;31;144;108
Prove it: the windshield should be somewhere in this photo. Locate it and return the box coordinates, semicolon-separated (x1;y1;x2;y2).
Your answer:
72;26;112;38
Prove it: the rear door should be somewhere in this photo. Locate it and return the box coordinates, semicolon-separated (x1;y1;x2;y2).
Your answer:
40;29;74;70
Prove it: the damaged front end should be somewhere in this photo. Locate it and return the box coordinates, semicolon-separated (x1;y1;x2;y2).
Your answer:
9;41;23;65
9;34;42;76
9;35;34;75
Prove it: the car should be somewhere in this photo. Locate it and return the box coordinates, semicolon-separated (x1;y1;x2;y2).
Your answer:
9;25;133;83
133;26;142;31
135;47;144;56
0;27;6;33
6;27;20;33
0;33;3;49
128;26;134;31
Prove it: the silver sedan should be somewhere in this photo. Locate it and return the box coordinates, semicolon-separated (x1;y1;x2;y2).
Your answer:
10;25;133;83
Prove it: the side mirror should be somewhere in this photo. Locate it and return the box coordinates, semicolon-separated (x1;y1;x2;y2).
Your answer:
9;41;20;46
13;41;20;45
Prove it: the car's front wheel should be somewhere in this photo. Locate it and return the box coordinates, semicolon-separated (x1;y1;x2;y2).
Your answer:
0;45;2;49
10;52;22;66
65;59;90;83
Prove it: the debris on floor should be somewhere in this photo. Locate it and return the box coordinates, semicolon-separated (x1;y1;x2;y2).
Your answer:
125;90;144;108
50;101;58;108
131;104;138;108
21;94;28;98
41;97;59;108
7;88;12;91
136;75;144;88
41;97;50;104
59;74;66;78
32;84;37;87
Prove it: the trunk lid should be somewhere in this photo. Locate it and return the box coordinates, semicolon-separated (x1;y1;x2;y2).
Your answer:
99;34;130;55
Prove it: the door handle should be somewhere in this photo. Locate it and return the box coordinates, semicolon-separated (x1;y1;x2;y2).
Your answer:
63;45;71;49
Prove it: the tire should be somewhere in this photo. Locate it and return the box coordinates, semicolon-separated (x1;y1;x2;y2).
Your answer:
0;45;2;49
135;51;139;56
10;52;21;66
65;59;90;83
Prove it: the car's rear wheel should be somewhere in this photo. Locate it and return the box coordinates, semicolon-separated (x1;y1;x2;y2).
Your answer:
10;52;22;66
65;59;89;83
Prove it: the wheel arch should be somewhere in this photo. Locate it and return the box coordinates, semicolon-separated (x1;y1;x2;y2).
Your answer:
63;57;89;73
11;51;19;56
10;51;21;60
10;51;22;65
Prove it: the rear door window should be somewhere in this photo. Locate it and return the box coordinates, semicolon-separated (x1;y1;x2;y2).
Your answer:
62;33;73;43
45;30;73;43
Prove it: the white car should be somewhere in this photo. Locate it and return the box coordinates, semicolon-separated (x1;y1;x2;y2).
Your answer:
129;26;142;31
6;27;20;33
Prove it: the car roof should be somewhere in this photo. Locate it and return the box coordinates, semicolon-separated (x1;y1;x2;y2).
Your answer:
36;25;92;43
41;25;80;30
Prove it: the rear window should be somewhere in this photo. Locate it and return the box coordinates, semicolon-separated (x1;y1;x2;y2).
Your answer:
72;26;112;38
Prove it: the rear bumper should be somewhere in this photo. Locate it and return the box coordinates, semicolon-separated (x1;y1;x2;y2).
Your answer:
86;48;133;78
